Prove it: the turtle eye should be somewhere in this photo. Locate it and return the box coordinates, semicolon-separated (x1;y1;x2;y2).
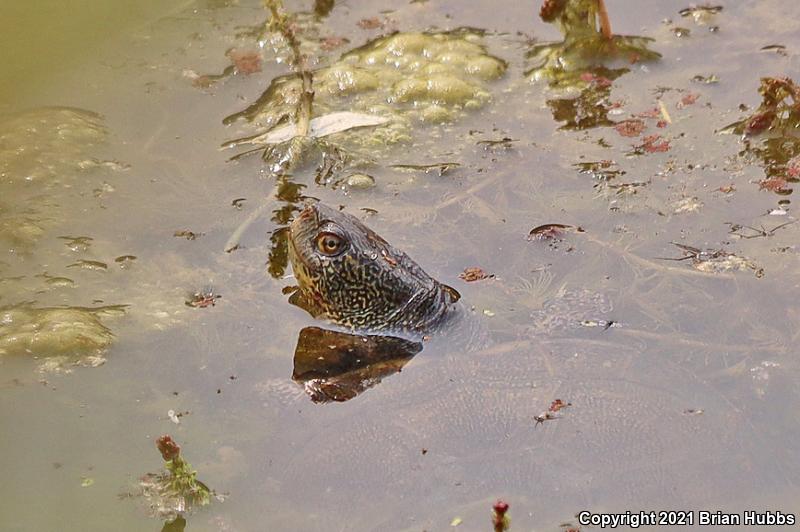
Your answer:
316;232;345;256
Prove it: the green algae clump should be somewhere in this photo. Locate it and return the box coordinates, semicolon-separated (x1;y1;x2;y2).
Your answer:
0;304;123;371
225;30;507;132
0;107;107;187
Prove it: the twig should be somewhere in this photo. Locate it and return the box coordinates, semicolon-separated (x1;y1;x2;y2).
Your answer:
596;0;613;40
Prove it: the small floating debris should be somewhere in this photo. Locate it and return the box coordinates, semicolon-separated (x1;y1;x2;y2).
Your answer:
319;36;349;51
691;74;719;84
356;17;385;30
726;220;796;239
676;92;700;109
661;242;763;277
58;235;93;252
678;4;722;26
574;160;626;181
66;260;108;272
458;267;494;282
760;44;788;56
114;255;137;270
227;49;262;75
344;173;376;190
390;162;460;176
527;223;584;241
535;398;572;425
477;137;517;150
186;290;221;308
671;196;703;214
580;319;619;330
173;230;203;240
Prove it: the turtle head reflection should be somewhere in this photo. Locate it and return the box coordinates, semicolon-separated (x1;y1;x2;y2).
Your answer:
292;326;423;403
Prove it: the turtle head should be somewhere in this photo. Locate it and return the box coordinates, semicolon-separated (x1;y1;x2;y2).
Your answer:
288;202;458;332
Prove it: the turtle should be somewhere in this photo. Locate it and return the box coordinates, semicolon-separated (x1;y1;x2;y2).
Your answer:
287;201;462;338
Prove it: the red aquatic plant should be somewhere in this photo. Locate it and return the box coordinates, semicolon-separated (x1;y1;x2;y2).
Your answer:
492;500;510;532
156;435;181;462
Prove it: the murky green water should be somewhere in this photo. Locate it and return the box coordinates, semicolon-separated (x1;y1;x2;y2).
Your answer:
2;0;799;530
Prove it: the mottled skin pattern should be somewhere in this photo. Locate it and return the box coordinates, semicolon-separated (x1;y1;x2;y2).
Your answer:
288;203;459;335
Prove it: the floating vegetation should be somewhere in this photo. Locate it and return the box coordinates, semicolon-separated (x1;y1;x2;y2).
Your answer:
134;435;217;522
720;77;800;197
0;108;113;252
0;107;107;187
0;303;125;372
528;0;659;129
722;77;800;137
528;0;659;85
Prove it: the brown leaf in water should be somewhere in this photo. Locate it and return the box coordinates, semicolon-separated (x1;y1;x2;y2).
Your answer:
320;36;350;51
458;267;493;282
549;399;572;412
357;17;383;29
636;107;661;118
641;134;671;152
786;155;800;179
677;92;700;108
745;111;776;135
758;177;791;193
226;49;262;75
614;119;646;137
580;71;612;88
